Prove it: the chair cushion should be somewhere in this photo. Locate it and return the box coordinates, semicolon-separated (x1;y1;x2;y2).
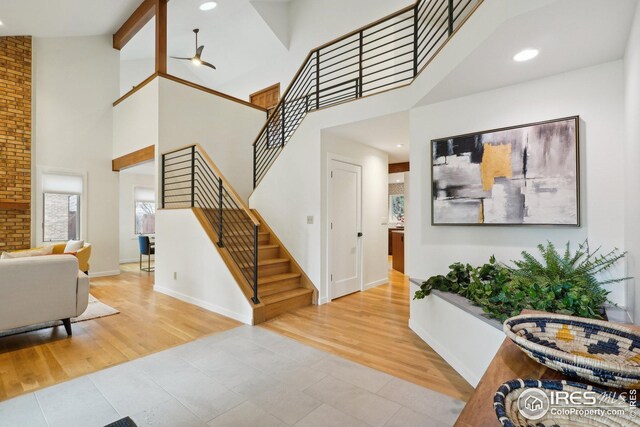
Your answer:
64;239;85;253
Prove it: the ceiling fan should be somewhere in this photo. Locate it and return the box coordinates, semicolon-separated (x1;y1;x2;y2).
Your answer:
170;28;216;70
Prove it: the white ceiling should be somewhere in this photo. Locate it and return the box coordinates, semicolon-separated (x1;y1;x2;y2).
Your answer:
324;112;410;163
421;0;639;104
120;0;290;89
0;0;141;37
388;173;405;184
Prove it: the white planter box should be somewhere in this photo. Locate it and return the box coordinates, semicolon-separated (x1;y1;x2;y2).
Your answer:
409;280;505;387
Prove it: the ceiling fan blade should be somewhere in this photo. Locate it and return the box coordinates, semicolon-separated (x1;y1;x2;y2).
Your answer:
170;56;193;61
201;60;217;70
196;45;205;57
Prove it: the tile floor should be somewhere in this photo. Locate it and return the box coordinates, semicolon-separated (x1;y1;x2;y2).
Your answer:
0;326;464;427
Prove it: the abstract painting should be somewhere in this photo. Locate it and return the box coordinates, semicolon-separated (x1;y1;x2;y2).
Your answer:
389;194;405;224
431;116;579;225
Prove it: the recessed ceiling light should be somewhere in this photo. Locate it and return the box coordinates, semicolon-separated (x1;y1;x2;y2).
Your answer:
0;20;4;26
199;2;217;11
513;48;539;62
396;144;404;148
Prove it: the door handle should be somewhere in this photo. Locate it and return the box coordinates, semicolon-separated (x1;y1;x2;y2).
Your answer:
357;232;363;237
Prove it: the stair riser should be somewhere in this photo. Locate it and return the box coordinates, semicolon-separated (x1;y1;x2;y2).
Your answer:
242;261;290;277
230;246;279;261
265;292;313;320
258;261;290;276
259;277;301;297
222;234;270;245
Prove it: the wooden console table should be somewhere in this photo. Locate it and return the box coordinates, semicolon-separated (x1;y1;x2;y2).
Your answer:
455;310;640;426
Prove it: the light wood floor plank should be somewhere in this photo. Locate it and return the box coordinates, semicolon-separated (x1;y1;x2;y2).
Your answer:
261;259;475;401
0;264;240;401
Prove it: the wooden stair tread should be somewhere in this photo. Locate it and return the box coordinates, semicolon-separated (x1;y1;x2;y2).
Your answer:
258;272;301;285
228;244;278;252
261;287;312;305
241;258;289;268
227;230;269;236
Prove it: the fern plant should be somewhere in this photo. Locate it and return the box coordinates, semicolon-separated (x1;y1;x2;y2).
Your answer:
414;241;628;322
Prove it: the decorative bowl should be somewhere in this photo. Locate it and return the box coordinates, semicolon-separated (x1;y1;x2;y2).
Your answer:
504;313;640;389
494;379;639;427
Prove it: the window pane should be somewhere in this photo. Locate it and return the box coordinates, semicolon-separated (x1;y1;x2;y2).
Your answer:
135;202;156;234
44;193;80;242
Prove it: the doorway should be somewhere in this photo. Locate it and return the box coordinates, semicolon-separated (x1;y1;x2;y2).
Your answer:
328;158;363;300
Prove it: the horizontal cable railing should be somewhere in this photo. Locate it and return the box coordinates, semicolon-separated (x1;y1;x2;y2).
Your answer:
253;0;481;187
162;144;261;304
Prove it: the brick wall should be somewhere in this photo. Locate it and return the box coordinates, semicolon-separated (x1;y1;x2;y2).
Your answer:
0;36;32;251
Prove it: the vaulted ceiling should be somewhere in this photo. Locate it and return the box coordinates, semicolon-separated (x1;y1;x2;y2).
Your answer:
0;0;141;37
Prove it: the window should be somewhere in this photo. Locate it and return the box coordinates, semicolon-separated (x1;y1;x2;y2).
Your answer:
42;173;83;242
135;187;156;235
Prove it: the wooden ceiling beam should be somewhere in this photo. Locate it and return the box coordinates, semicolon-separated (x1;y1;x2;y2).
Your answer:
155;0;167;74
389;162;410;174
112;145;155;172
112;0;156;51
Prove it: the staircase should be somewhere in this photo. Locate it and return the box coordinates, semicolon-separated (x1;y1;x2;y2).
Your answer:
162;144;315;324
192;207;315;322
160;0;483;324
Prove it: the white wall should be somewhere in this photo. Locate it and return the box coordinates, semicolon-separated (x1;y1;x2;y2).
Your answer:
158;78;266;201
33;35;120;277
625;3;640;323
113;78;159;159
155;209;254;324
320;134;389;303
119;58;155;96
119;172;155;263
408;61;628;307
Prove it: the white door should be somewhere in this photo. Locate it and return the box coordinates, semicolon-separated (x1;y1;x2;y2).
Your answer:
329;159;362;299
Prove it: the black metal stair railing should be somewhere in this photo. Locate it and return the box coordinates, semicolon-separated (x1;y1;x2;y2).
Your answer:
253;0;481;187
161;145;261;304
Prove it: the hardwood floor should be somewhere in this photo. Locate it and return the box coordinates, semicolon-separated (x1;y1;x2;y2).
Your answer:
0;264;240;401
0;258;473;403
261;257;475;401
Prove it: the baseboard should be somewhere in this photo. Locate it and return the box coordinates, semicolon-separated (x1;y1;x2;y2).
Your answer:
364;278;388;290
409;317;481;387
89;270;121;278
318;296;329;305
120;257;155;264
154;285;253;325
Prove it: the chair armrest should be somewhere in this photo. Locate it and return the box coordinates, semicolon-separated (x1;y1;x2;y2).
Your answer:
76;271;89;316
76;245;92;272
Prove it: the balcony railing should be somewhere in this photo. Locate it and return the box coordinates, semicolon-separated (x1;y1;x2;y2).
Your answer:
253;0;482;187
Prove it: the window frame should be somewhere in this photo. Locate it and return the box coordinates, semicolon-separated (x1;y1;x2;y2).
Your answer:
42;192;82;242
36;168;87;247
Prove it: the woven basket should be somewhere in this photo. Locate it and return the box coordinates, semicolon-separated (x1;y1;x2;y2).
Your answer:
504;314;640;389
494;379;639;427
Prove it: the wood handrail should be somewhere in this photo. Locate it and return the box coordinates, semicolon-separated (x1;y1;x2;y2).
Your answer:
113;72;159;107
113;72;267;112
161;143;261;227
158;73;267;112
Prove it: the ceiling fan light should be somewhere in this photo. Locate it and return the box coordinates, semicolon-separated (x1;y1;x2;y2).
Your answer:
191;58;202;66
200;2;217;11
